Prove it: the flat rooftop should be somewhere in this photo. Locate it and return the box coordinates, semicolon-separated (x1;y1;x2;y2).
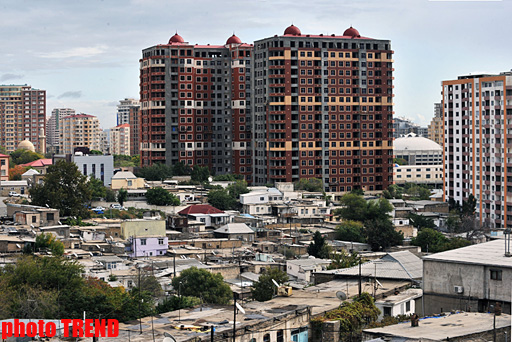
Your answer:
364;312;511;341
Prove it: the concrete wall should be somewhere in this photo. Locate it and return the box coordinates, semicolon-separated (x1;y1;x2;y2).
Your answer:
423;259;512;314
120;220;166;239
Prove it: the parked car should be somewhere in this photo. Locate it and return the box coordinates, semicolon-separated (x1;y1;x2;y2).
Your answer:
8;191;21;197
92;206;105;214
110;204;126;210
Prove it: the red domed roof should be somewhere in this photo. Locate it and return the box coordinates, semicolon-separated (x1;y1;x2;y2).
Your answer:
284;24;301;36
169;33;184;44
226;34;242;45
343;26;360;37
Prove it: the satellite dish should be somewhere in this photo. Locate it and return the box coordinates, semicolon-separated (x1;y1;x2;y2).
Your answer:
208;176;213;183
376;279;383;288
271;279;279;287
58;221;62;225
336;291;347;301
235;302;245;314
164;332;177;342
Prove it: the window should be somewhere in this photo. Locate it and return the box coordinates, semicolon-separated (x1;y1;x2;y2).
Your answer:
277;329;284;342
158;238;164;245
140;239;147;246
47;213;54;221
383;306;392;316
263;333;270;342
490;269;502;281
406;300;411;312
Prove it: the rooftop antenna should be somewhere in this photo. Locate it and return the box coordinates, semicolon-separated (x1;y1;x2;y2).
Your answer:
505;229;511;257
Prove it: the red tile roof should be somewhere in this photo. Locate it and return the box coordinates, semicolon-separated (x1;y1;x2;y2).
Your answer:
0;154;8;158
21;159;53;167
178;204;224;215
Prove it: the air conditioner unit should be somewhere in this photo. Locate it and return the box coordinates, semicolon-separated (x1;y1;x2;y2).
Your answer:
454;286;464;294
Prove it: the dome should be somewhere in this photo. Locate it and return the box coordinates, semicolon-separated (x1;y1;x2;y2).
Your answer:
343;26;360;37
394;135;442;152
284;24;301;36
226;34;242;45
168;33;184;44
18;140;35;152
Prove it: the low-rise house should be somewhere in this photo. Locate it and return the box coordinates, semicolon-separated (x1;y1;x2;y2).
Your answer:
374;288;423;320
178;204;230;228
0;153;8;181
7;203;60;226
287;257;331;283
213;223;255;242
128;236;168;257
111;171;146;190
0;235;34;253
0;180;28;196
120;219;166;239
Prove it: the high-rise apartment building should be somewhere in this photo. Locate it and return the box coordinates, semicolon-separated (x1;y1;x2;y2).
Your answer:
60;114;101;154
47;108;75;152
129;106;140;155
117;98;140;126
442;71;512;228
0;85;46;152
139;26;394;191
252;25;394;191
140;33;253;181
428;103;443;146
110;124;130;156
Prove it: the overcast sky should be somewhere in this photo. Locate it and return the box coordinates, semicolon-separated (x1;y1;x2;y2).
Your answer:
1;0;511;129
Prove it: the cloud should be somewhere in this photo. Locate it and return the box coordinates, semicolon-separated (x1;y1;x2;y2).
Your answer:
39;45;108;59
57;91;82;99
0;73;24;81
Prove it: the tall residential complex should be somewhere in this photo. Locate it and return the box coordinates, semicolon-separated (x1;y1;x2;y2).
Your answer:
442;71;512;228
0;85;46;152
140;32;253;181
47;108;76;152
117;98;140;126
60;114;101;154
252;25;394;191
110;124;130;155
139;26;394;191
428;103;443;146
128;106;140;155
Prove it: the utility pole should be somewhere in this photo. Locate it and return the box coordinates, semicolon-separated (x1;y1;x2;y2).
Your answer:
138;267;142;334
232;294;237;342
358;256;362;297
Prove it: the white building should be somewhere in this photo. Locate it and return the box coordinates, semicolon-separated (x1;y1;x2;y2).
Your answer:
72;154;114;187
375;289;422;320
47;108;75;152
117;98;140;125
394;165;443;185
286;258;331;283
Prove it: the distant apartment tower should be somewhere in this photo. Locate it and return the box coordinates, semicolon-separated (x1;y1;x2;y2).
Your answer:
47;108;75;152
428;103;443;146
60;114;101;154
140;33;253;181
0;85;46;152
110;124;130;155
117;98;140;125
442;71;512;228
100;129;110;155
393;116;427;138
252;25;394;191
128;106;140;155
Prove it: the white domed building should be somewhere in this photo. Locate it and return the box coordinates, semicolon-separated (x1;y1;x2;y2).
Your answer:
394;133;442;165
393;133;443;185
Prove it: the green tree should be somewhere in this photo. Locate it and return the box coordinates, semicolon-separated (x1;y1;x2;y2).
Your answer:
335;193;368;222
134;163;174;181
172;267;232;305
327;250;360;270
227;180;250;200
295;178;323;192
335;220;365;243
207;188;235;210
35;233;64;256
404;184;431;200
251;268;289;301
30;160;92;217
105;189;117;202
146;187;180;206
411;228;448;253
308;231;331;259
191;165;210;183
89;150;103;155
363;218;403;251
89;176;107;199
408;212;436;230
117;188;128;206
382;184;403;200
156;295;201;314
171;161;192;176
9;149;44;166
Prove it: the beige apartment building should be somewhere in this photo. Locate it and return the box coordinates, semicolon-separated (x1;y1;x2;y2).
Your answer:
110;124;130;156
60;114;101;154
428;103;443;146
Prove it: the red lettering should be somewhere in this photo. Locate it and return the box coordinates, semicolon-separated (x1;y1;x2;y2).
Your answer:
61;319;72;337
72;319;83;337
14;319;25;337
45;322;56;337
37;320;46;337
1;322;13;339
84;319;94;337
94;319;106;337
107;319;119;337
26;322;37;337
